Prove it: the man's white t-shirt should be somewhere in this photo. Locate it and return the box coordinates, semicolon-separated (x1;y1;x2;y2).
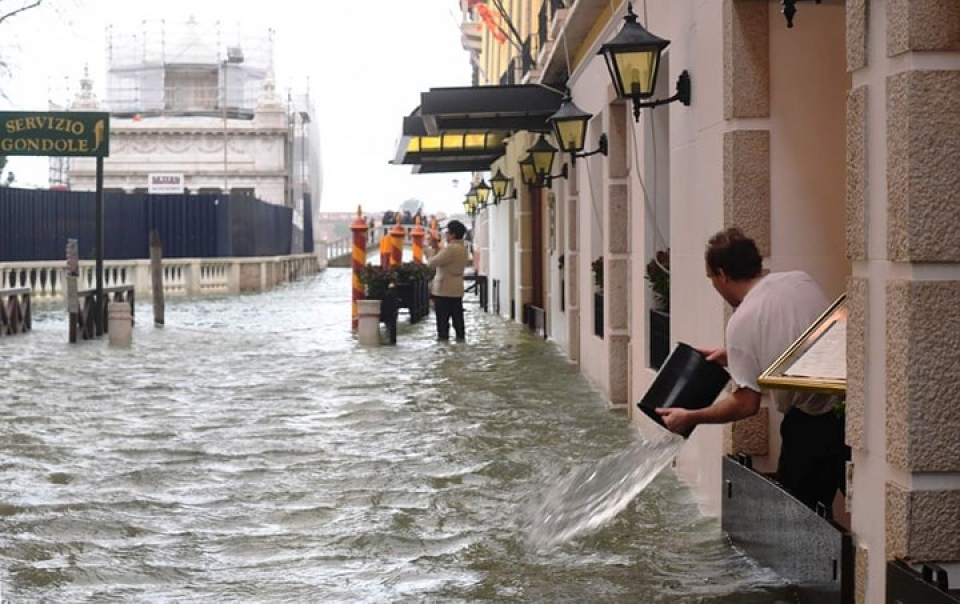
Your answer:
726;271;838;416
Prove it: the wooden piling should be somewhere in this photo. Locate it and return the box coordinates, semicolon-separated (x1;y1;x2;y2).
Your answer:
66;238;79;343
150;230;165;327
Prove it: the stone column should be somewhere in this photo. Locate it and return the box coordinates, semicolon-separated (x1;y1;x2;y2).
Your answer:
846;1;960;600
721;0;772;462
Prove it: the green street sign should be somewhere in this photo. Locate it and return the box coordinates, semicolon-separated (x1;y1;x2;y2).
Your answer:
0;111;110;157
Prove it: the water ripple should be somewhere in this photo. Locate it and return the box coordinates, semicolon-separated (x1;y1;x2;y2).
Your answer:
0;270;796;602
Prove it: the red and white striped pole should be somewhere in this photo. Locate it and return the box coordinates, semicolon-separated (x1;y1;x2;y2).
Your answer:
350;206;370;331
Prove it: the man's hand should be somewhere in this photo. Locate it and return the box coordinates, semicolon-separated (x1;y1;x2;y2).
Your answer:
697;346;728;366
655;407;696;436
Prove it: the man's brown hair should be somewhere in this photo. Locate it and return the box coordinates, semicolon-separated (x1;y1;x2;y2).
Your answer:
705;228;763;281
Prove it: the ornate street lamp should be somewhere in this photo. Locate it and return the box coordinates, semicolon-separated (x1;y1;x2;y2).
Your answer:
524;135;569;187
548;95;608;164
598;2;691;121
528;134;558;179
475;179;491;207
490;168;510;202
519;154;538;187
459;184;479;216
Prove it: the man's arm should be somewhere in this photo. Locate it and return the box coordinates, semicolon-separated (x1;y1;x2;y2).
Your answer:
655;386;761;436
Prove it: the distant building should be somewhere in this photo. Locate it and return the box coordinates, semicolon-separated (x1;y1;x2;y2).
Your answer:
60;17;323;249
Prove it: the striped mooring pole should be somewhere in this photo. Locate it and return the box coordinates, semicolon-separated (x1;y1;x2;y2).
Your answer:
379;234;390;267
390;216;405;266
410;216;425;264
350;206;370;331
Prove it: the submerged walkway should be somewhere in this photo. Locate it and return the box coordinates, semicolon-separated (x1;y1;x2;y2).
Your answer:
1;268;794;602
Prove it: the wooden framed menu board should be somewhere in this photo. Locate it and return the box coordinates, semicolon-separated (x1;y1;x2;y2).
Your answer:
758;294;847;395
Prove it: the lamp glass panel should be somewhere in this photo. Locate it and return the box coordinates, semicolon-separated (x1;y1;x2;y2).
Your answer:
613;50;659;98
530;147;555;176
476;181;490;204
552;118;587;154
490;171;509;198
519;159;537;186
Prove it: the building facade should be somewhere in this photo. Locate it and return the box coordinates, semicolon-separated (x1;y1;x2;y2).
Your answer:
61;18;323;248
394;1;960;601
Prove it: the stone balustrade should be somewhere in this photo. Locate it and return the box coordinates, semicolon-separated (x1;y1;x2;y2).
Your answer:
0;253;321;303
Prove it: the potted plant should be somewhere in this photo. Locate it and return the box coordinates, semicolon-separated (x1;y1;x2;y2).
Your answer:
645;248;670;311
394;261;435;286
357;263;397;300
591;256;604;291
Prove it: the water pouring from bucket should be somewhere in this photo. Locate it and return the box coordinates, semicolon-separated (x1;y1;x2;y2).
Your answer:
526;343;729;548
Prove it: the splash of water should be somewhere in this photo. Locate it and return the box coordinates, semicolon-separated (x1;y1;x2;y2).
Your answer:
526;420;685;548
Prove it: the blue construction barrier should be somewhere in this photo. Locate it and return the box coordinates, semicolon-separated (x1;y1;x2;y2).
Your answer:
0;187;298;261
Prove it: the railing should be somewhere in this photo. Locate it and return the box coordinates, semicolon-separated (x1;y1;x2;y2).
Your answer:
538;0;567;52
73;286;135;341
499;56;519;86
0;287;31;336
0;253;319;303
521;35;537;77
324;233;381;268
325;236;354;262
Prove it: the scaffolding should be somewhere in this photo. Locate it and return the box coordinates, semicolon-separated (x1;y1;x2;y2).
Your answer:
103;18;275;117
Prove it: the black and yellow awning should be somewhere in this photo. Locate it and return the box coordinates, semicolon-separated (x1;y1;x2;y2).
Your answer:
392;84;563;174
393;128;507;174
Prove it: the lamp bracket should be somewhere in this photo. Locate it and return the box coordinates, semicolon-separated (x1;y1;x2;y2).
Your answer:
781;0;822;28
572;133;609;164
535;163;569;188
631;70;692;122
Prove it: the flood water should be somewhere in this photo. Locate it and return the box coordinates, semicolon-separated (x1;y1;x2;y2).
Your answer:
1;268;798;603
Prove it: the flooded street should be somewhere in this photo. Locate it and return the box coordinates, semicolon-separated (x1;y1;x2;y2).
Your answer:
1;268;796;602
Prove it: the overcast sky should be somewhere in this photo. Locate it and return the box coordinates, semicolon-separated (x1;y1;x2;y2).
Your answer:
0;0;474;216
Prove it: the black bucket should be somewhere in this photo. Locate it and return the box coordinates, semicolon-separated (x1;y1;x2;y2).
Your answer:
637;342;730;438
